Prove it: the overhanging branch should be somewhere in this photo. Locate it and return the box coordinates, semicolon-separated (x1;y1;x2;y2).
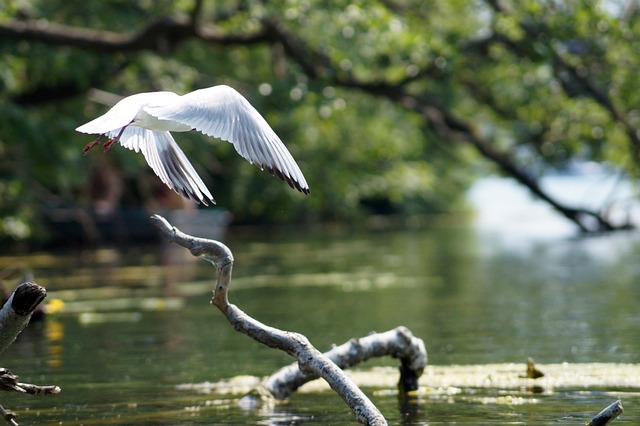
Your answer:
0;16;270;53
261;21;629;232
0;10;632;232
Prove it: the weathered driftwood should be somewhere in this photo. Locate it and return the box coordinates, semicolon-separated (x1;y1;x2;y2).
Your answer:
0;282;46;354
0;282;61;426
151;214;389;426
260;326;426;400
587;400;623;426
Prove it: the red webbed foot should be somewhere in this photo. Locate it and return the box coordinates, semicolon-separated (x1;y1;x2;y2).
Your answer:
82;135;104;153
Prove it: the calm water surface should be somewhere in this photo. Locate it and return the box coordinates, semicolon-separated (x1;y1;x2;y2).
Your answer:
0;215;639;424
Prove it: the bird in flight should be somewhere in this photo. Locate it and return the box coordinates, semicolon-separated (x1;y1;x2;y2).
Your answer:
76;85;310;205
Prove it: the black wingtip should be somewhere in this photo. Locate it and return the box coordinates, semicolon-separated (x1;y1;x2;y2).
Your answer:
266;167;310;195
172;188;217;206
199;196;217;206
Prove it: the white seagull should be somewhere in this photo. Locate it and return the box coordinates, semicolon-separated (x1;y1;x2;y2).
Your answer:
76;85;310;205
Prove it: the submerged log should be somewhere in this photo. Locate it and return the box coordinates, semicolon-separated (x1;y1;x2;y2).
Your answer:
151;214;393;426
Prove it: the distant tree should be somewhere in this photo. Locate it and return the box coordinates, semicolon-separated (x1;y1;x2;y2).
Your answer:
0;0;637;240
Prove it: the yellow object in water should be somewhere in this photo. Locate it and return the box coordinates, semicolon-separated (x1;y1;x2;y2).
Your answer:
44;298;65;314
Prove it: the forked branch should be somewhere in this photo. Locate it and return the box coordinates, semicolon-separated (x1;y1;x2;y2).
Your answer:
151;214;389;425
260;326;426;400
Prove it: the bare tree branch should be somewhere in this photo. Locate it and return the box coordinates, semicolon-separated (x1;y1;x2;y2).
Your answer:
0;16;269;53
0;369;60;396
259;326;426;400
151;214;388;425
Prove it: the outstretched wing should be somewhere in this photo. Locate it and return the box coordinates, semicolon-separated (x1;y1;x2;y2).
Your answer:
76;91;181;135
144;85;310;194
113;126;216;205
76;98;140;135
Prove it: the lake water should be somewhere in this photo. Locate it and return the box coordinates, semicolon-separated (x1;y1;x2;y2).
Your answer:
0;177;639;425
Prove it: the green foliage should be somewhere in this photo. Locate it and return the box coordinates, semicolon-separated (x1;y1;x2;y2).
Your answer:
1;0;638;240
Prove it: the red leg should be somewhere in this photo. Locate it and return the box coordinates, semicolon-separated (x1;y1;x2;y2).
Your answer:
103;126;127;152
102;138;117;152
83;135;104;153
